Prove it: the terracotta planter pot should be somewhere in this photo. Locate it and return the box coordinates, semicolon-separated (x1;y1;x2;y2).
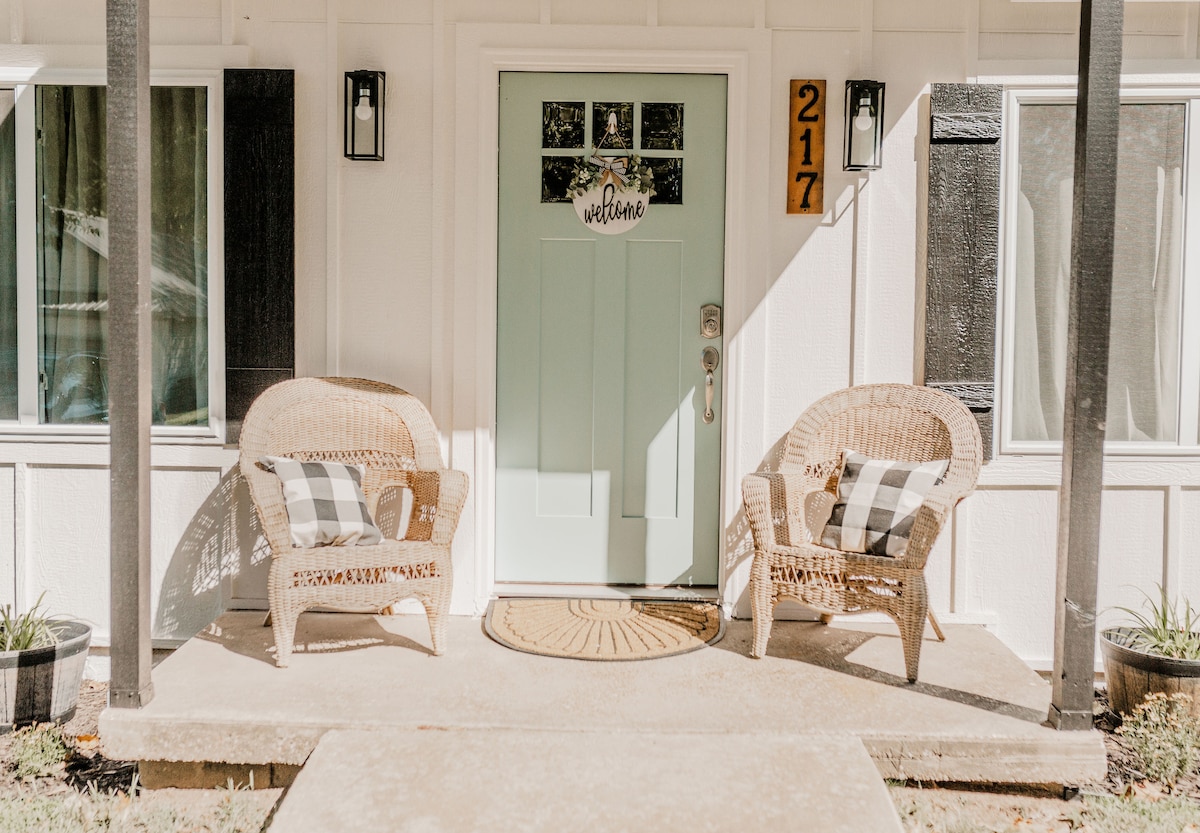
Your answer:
0;621;91;732
1100;626;1200;719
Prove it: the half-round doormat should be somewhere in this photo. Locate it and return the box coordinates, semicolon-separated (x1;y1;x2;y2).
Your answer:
484;598;724;661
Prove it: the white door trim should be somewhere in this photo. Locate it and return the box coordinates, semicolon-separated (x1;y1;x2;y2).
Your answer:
450;26;772;617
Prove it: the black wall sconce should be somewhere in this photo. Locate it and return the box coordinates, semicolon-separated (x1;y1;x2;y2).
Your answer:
843;80;885;171
345;70;385;160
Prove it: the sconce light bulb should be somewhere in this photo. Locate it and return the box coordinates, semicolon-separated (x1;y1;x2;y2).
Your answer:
355;92;373;121
853;98;874;132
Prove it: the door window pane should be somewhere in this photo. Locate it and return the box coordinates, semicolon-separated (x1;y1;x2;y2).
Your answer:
1012;103;1184;442
36;85;208;426
0;90;15;420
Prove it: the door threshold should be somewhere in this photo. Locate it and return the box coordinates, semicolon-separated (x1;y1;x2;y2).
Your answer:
493;583;719;602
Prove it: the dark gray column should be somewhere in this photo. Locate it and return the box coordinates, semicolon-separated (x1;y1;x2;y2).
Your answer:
1050;0;1124;731
106;0;154;709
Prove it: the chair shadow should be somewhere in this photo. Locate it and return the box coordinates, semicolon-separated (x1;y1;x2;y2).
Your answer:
194;612;436;667
711;620;1048;725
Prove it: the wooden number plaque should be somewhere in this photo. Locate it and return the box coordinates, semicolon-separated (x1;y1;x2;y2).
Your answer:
788;79;826;215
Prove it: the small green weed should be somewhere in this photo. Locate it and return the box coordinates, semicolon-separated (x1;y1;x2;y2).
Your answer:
1115;585;1200;660
0;592;61;653
9;724;69;780
1117;692;1200;786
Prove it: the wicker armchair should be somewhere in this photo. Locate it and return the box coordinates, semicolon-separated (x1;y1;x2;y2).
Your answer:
239;377;468;667
741;384;981;682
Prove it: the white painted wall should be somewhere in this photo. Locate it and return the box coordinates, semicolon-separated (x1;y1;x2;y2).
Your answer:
0;0;1197;671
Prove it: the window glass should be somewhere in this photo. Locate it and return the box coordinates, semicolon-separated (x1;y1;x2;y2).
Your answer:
35;85;208;426
1013;103;1184;442
0;90;15;420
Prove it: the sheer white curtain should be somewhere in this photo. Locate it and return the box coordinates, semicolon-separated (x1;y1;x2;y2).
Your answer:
1012;103;1184;443
36;85;207;426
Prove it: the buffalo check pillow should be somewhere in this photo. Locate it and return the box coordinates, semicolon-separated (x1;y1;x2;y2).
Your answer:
820;449;948;557
260;455;383;548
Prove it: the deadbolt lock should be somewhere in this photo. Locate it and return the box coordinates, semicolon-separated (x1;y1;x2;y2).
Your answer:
700;304;722;339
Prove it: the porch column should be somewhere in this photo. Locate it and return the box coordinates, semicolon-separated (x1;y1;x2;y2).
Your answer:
106;0;154;709
1049;0;1124;730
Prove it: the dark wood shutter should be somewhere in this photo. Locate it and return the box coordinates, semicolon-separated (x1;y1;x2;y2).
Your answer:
224;69;295;442
924;83;1002;460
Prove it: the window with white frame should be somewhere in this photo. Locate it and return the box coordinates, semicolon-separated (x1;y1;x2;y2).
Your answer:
1002;90;1200;452
0;81;213;429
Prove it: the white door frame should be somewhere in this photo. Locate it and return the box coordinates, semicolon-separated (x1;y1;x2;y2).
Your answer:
450;26;772;616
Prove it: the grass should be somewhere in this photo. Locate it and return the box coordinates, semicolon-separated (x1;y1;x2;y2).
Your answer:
0;787;270;833
891;787;1200;833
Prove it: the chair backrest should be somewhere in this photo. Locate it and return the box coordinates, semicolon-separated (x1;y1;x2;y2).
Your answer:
779;384;982;496
238;377;446;552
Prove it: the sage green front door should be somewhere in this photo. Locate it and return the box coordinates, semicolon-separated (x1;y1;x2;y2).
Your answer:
496;72;727;586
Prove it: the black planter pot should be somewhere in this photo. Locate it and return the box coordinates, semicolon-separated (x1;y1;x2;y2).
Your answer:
0;621;92;732
1100;626;1200;719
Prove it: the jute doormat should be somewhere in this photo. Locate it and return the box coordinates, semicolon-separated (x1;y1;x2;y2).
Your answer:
484;598;725;661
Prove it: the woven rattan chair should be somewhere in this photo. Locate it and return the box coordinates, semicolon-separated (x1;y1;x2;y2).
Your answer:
239;377;468;667
741;383;982;682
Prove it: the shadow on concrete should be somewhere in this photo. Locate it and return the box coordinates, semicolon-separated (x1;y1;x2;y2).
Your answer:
194;611;436;667
712;619;1048;725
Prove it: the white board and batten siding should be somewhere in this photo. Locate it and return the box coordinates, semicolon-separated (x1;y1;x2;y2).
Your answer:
0;0;1196;672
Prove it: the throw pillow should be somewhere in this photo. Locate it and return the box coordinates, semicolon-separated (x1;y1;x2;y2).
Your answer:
820;449;948;557
260;455;384;548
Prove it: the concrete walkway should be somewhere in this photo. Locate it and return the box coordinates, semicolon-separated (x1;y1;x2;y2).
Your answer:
100;611;1106;829
267;728;903;833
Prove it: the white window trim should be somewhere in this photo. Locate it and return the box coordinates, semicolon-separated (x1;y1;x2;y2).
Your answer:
1;68;225;444
998;85;1200;458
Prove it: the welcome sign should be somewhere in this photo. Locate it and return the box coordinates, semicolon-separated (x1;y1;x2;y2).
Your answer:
572;181;650;234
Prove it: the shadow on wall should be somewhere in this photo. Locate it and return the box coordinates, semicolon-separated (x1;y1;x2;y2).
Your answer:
153;467;269;642
723;431;788;617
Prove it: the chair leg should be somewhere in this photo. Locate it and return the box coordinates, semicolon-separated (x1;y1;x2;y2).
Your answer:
927;609;946;642
420;595;447;656
819;613;835;625
271;604;302;668
750;554;773;659
263;611;273;627
900;578;930;683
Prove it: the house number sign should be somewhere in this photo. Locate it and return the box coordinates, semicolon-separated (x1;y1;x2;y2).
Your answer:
787;79;826;215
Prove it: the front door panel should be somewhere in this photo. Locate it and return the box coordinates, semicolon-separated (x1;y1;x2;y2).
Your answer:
496;72;727;586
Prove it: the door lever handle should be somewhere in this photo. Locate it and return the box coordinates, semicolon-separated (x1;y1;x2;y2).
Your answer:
701;347;719;424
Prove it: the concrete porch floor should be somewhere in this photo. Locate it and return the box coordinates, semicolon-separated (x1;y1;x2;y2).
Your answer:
100;610;1106;788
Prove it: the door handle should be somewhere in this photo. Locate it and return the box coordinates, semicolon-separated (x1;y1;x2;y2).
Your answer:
701;347;719;424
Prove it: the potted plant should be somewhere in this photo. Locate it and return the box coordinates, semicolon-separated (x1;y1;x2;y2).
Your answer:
1101;586;1200;718
0;594;91;731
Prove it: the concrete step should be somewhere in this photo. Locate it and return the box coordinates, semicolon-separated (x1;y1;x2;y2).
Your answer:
265;727;903;833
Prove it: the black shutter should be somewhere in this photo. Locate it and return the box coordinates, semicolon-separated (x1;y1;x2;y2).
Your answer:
924;83;1002;460
224;69;295;442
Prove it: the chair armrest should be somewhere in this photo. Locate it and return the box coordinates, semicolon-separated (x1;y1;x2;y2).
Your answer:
893;482;963;568
239;456;295;556
403;469;470;546
741;471;830;550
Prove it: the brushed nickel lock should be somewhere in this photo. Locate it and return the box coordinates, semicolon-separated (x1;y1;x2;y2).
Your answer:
700;304;722;339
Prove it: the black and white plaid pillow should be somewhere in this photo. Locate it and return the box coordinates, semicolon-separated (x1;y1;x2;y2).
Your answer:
820;450;948;557
260;456;383;548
